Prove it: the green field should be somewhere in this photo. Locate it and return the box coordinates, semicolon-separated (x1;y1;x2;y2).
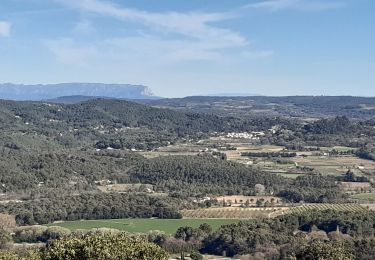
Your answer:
283;204;365;215
277;173;305;179
46;218;240;235
351;193;375;201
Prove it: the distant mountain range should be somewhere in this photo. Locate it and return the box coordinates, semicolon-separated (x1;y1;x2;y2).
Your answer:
0;83;159;101
206;92;261;97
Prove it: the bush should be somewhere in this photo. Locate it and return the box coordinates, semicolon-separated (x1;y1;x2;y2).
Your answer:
13;226;70;243
0;250;41;260
13;226;47;243
41;233;168;260
296;241;354;260
190;251;203;260
0;229;12;250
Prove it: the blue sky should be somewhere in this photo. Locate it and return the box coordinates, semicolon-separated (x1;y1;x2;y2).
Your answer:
0;0;374;97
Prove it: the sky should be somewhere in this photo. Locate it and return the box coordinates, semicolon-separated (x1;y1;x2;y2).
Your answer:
0;0;374;97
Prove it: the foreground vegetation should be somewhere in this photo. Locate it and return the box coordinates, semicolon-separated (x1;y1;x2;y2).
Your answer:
2;209;375;259
0;233;168;260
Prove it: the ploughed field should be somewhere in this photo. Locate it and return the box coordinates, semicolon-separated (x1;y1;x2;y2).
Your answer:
45;218;240;235
181;207;288;219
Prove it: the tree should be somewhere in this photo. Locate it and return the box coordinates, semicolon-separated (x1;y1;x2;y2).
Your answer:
41;233;168;260
198;223;212;235
0;250;40;260
175;226;194;241
190;251;203;260
0;229;12;250
296;241;354;260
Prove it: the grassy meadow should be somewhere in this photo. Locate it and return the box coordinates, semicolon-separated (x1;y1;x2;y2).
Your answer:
46;218;240;235
351;193;375;201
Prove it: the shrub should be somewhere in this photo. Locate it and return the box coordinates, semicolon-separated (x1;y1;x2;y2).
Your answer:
41;233;168;260
190;251;203;260
13;226;70;243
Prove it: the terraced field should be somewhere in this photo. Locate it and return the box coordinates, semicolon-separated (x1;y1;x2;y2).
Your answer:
271;203;366;217
181;207;289;219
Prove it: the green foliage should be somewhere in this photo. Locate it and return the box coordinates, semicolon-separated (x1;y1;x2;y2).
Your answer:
0;99;265;154
189;251;203;260
0;150;143;192
202;209;375;257
0;193;181;225
278;174;344;203
0;229;12;250
41;233;168;260
355;147;375;161
0;250;41;260
296;241;354;260
351;238;375;259
130;154;290;196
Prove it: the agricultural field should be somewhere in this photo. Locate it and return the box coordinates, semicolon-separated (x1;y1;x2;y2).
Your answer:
340;182;372;192
180;207;289;219
351;193;375;201
219;142;284;162
361;204;375;210
139;143;203;158
293;155;375;176
278;173;305;179
272;204;366;217
137;139;375;181
216;195;282;206
212;142;372;178
46;218;240;235
325;146;357;153
234;143;374;178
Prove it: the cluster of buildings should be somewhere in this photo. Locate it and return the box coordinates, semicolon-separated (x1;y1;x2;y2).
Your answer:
226;131;265;139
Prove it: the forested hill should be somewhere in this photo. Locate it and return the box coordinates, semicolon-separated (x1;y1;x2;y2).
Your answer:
140;96;375;119
0;98;278;152
1;98;374;153
0;98;279;134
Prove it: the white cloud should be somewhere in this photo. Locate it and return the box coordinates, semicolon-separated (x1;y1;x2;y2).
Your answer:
55;0;246;48
45;35;232;67
0;21;11;37
104;36;225;62
48;0;272;66
247;0;346;12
